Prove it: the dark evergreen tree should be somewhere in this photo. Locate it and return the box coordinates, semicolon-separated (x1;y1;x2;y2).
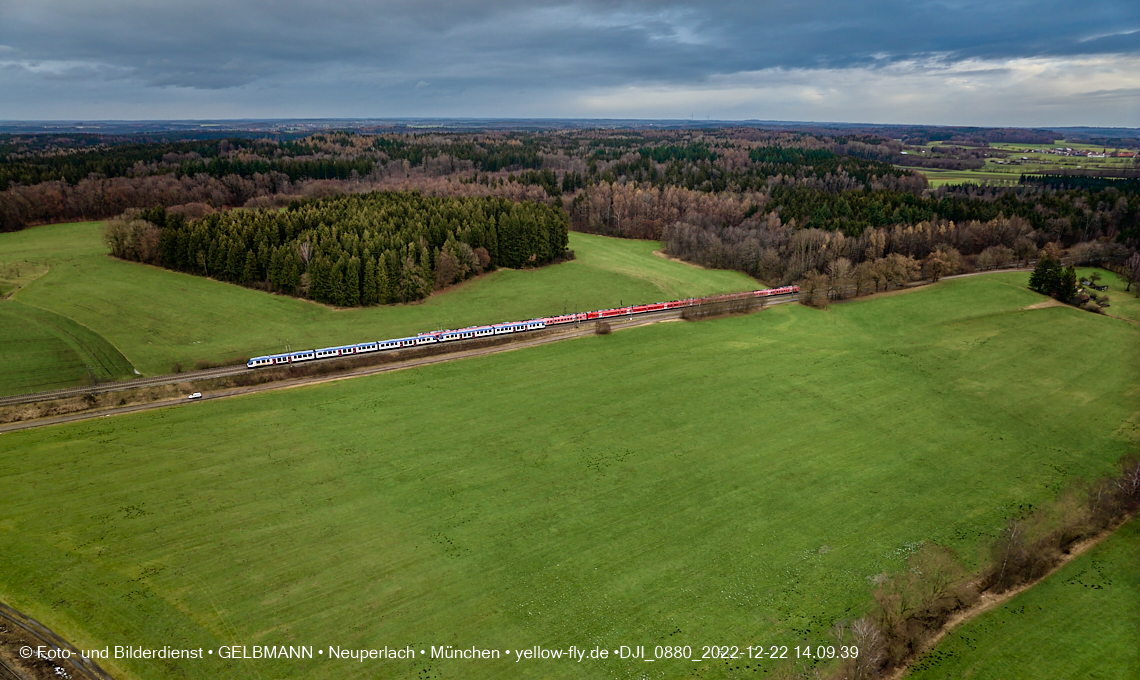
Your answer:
309;256;331;302
330;256;348;306
345;256;361;307
362;258;378;306
1055;265;1079;302
1029;253;1062;295
240;251;257;285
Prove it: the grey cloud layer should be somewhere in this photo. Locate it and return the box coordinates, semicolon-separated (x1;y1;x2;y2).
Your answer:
0;1;1137;122
3;1;1137;90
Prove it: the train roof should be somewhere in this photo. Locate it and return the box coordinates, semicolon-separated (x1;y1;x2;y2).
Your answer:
250;349;315;361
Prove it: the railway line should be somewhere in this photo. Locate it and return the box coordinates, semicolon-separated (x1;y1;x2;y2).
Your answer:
0;364;246;408
0;295;804;434
1;289;803;409
0;601;114;680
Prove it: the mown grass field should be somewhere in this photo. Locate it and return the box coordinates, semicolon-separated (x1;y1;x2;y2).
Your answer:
908;517;1140;679
0;221;756;389
909;168;1020;188
0;300;136;396
1;275;1137;680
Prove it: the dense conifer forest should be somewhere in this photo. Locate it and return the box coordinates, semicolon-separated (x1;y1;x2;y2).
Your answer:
3;127;1137;293
104;193;569;306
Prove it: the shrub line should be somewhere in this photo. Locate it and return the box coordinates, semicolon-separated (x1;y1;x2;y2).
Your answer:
830;453;1140;680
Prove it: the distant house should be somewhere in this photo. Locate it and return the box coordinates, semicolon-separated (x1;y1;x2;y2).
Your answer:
1116;151;1136;158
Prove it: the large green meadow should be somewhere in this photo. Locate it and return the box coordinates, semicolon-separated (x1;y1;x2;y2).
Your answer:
908;517;1140;679
0;221;755;394
1;274;1137;679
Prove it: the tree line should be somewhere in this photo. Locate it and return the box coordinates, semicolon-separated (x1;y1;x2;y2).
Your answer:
5;129;1136;285
105;192;569;306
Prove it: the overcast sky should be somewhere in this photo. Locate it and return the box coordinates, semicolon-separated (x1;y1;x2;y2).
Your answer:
1;1;1138;126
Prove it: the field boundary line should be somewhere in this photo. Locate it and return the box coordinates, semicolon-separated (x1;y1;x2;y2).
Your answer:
12;300;137;381
1;263;50;300
889;512;1136;680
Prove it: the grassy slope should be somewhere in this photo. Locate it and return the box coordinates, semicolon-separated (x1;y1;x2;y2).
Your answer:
1077;267;1140;324
0;301;91;394
908;517;1140;679
0;221;756;383
1;275;1137;680
0;300;136;396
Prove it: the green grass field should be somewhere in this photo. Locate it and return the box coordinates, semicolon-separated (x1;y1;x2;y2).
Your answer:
0;300;136;396
907;517;1140;679
912;168;1018;188
903;139;1138;187
1077;267;1140;324
0;221;756;389
1;274;1137;680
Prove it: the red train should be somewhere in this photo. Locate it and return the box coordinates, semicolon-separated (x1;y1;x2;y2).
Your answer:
247;286;799;368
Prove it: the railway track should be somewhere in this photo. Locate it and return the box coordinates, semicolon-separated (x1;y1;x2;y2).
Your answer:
0;601;114;680
0;266;1040;410
0;296;801;410
0;657;24;680
0;365;245;407
0;297;805;434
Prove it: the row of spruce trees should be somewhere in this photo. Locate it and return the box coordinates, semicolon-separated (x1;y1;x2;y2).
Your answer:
1028;251;1079;301
111;192;569;306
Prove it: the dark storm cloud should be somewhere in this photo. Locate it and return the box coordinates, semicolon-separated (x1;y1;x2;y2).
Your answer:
3;1;1137;91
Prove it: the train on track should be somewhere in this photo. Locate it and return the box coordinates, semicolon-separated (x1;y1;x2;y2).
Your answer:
245;285;799;369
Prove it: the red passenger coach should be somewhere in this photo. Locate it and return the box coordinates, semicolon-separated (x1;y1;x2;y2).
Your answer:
245;286;800;369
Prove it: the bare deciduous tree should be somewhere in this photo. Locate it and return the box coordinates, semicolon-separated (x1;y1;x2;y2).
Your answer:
827;257;853;299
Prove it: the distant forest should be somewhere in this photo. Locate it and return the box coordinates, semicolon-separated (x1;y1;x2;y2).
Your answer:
106;193;569;306
3;127;1138;291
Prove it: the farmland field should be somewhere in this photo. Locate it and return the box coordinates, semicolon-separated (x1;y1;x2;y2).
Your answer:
908;517;1140;679
1076;267;1140;324
904;140;1138;187
1;274;1137;679
0;300;136;396
908;168;1019;188
0;221;756;390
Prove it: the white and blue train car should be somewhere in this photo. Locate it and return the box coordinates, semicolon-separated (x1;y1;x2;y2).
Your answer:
377;336;427;351
435;325;496;342
246;349;316;369
314;344;360;359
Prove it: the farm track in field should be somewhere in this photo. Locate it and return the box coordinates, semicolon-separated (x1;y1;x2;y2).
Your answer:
0;297;797;433
0;601;114;680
